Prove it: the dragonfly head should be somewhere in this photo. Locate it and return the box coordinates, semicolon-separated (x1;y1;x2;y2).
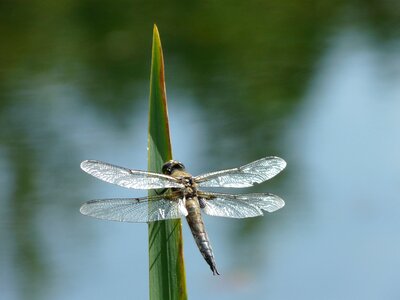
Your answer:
162;160;186;175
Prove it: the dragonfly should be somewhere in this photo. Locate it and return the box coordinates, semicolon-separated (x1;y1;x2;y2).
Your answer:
80;156;286;275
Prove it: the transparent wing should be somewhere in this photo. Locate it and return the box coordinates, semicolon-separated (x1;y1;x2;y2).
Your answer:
195;156;286;188
80;194;188;223
81;160;184;189
199;192;285;218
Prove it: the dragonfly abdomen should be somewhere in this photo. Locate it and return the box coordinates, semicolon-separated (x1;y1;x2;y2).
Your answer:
185;197;220;275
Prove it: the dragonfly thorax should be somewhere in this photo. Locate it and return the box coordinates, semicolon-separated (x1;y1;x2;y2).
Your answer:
182;176;197;195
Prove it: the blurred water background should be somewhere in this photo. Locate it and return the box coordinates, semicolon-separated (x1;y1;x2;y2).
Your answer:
1;1;400;299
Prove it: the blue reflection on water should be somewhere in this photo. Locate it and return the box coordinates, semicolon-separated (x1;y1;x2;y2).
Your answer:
263;31;400;300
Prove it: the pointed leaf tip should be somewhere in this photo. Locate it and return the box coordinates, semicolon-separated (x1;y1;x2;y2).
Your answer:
153;24;160;39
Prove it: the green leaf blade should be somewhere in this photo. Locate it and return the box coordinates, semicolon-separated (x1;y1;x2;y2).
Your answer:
147;25;187;300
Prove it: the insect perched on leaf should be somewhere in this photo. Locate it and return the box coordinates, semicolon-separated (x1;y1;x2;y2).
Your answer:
80;156;286;275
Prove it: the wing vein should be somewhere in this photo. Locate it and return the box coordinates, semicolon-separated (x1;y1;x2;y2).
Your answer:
80;195;185;223
81;160;184;189
195;156;286;188
199;192;285;218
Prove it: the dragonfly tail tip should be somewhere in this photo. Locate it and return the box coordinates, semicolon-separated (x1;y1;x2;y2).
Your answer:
212;267;220;276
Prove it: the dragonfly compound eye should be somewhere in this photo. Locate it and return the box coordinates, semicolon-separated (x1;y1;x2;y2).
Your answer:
162;160;185;174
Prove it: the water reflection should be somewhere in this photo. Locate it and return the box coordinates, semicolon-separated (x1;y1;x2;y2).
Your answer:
264;31;400;299
0;1;399;299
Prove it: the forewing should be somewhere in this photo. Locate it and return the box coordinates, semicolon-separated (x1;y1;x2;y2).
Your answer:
195;156;286;188
80;194;187;223
199;192;285;218
81;160;184;189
